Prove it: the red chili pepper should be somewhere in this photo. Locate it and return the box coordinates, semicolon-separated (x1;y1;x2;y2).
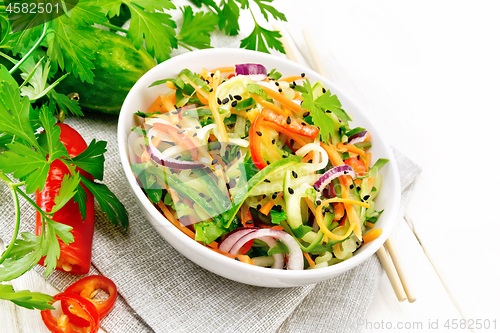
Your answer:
36;123;94;274
41;292;99;333
152;122;199;160
249;114;268;170
61;275;117;326
261;109;319;138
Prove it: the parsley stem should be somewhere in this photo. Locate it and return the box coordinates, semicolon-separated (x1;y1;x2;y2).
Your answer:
9;22;47;74
14;187;52;221
0;174;22;266
100;22;129;34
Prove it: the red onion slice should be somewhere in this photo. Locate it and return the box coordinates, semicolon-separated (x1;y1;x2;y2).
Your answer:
235;63;267;81
147;130;205;170
229;229;303;270
218;227;258;253
314;165;356;199
348;130;368;145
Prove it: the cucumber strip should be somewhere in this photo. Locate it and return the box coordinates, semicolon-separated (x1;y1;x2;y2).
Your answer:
248;174;319;196
358;158;389;179
221;156;301;227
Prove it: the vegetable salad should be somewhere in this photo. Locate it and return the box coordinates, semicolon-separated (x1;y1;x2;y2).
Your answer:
129;63;388;270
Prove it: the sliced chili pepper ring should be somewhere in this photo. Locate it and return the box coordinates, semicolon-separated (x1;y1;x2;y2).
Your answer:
41;292;99;333
61;275;117;327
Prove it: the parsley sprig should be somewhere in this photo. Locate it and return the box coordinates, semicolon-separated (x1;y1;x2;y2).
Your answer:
0;58;128;309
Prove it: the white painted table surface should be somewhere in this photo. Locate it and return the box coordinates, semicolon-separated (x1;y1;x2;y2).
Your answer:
2;1;500;332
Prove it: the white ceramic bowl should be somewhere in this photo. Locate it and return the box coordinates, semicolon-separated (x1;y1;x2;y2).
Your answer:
118;48;400;287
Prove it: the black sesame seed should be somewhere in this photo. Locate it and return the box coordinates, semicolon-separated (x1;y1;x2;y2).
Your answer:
193;133;198;137
292;171;298;178
217;97;222;105
274;205;282;212
350;184;354;189
290;139;295;146
356;186;361;191
278;88;283;93
322;87;326;93
301;122;307;126
303;112;310;118
177;129;184;134
363;195;370;200
195;126;201;129
282;155;287;158
206;80;210;84
343;170;348;174
216;142;222;150
235;257;241;262
210;73;215;77
314;186;320;192
267;161;270;165
257;204;262;210
272;192;278;199
234;95;242;100
222;97;229;104
275;81;280;86
209;88;213;92
300;73;305;77
231;100;237;107
264;179;271;183
307;159;313;163
316;200;322;205
229;94;233;101
211;159;218;165
256;131;263;136
200;76;205;81
288;187;294;195
286;116;291;125
326;110;332;113
271;138;276;144
176;124;182;128
199;193;205;197
236;151;241;158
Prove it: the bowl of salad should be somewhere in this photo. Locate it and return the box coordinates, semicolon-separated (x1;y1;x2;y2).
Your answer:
117;48;400;287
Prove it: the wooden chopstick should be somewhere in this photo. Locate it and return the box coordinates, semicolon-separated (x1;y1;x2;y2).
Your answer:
272;24;298;63
275;25;415;303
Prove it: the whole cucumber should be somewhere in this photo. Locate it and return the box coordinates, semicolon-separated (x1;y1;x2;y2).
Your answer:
57;28;156;114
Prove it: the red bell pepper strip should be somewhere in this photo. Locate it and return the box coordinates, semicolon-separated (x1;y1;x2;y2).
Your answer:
152;122;199;160
344;157;367;176
261;109;319;138
36;123;94;275
249;114;268;170
239;204;254;254
61;275;117;326
41;292;99;333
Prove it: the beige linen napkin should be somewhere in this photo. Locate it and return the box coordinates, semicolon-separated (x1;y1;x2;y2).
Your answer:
0;113;420;333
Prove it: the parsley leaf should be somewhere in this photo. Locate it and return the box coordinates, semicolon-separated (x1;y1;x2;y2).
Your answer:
302;80;344;143
268;240;289;255
68;139;107;181
51;173;82;214
194;220;227;244
270;209;287;225
252;0;287;21
177;6;218;50
80;177;129;230
48;90;83;117
315;90;351;123
219;0;241;35
240;22;284;54
101;0;177;63
0;284;54;311
74;183;89;221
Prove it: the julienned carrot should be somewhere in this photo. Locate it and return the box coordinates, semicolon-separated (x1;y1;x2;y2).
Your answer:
157;201;195;239
337;142;365;155
251;94;289;116
281;75;309;82
304;252;315;267
365;221;375;228
333;203;345;220
209;66;234;73
364;152;372;170
241;203;253;227
263;121;309;147
259;198;275;215
363;228;382;244
257;84;303;113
